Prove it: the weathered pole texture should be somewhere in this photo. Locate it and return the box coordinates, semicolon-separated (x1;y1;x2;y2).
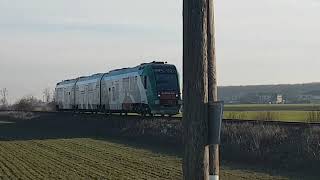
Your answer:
206;0;219;179
183;0;209;179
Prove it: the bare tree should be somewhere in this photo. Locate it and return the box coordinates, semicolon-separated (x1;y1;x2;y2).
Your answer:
0;88;8;109
13;95;40;111
43;88;51;103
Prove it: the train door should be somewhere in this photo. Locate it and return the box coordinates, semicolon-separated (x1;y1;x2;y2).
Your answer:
63;88;68;109
95;82;100;110
111;84;116;110
100;80;110;110
69;87;73;109
115;81;120;109
88;83;93;110
75;85;79;109
85;85;89;109
81;85;85;109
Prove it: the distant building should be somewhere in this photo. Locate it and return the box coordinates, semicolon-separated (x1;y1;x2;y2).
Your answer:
276;94;284;104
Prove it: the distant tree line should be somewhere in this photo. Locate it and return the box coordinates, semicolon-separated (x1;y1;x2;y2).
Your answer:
0;87;55;111
218;82;320;104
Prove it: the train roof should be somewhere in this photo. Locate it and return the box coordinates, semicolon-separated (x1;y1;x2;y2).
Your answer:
77;73;104;82
56;61;174;86
106;61;175;76
56;79;77;86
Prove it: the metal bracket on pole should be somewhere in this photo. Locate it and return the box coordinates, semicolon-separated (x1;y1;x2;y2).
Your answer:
208;101;224;180
210;175;219;180
208;101;224;145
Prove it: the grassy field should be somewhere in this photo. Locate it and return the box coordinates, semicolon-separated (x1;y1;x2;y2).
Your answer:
224;111;314;122
0;138;310;180
174;104;320;122
223;104;320;122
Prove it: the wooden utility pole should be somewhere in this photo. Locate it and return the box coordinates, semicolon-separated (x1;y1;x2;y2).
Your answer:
183;0;209;179
207;0;219;179
183;0;219;179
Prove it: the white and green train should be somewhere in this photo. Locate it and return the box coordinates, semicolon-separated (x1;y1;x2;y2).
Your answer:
54;61;182;116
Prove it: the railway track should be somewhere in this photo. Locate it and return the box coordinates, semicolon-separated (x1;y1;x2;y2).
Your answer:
1;110;320;128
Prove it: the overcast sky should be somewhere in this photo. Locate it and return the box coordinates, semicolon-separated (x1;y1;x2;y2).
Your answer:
0;0;320;103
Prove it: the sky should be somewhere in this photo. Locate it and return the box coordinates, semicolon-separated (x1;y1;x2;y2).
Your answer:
0;0;320;103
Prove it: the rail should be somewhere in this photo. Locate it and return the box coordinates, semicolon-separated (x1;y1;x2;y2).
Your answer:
1;110;320;128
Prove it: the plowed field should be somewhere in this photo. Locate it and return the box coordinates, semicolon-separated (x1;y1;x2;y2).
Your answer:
0;138;306;180
0;138;182;180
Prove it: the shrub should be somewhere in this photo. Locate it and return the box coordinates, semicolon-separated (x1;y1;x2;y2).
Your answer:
12;96;42;111
0;105;8;111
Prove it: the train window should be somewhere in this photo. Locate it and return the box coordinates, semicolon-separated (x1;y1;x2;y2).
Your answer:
155;73;179;91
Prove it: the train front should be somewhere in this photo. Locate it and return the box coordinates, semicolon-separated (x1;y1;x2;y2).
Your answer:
147;63;182;116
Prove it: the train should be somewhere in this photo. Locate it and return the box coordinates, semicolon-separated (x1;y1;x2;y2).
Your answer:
54;61;182;116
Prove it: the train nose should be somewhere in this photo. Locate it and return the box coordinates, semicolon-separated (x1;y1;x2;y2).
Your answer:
157;92;180;106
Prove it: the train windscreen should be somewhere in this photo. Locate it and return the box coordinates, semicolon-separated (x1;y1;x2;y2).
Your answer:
153;66;179;91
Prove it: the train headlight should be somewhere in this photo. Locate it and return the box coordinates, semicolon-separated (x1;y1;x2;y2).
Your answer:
158;94;161;97
176;94;179;98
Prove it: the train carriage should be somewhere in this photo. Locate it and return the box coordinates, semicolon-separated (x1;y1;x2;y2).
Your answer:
55;79;77;110
75;74;103;110
55;61;182;116
100;69;148;113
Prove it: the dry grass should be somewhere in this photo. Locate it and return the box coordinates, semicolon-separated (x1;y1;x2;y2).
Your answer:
306;111;320;123
222;123;320;171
